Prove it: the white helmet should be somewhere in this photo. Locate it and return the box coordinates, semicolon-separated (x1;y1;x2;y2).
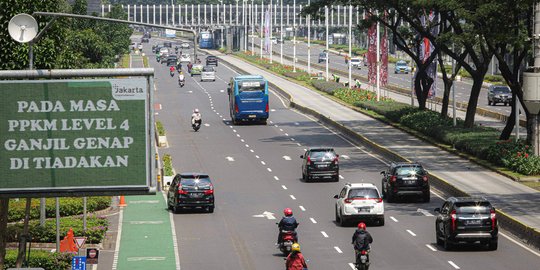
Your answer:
194;108;199;113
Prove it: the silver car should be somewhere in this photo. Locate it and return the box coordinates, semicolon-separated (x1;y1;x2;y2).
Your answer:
201;66;216;82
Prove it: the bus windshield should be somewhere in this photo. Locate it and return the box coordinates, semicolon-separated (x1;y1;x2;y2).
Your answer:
238;81;265;92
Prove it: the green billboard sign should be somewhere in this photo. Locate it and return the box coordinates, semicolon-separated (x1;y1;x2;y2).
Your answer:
0;79;154;197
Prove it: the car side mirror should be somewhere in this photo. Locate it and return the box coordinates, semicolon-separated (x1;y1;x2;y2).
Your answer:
300;155;304;159
333;195;339;199
434;208;440;213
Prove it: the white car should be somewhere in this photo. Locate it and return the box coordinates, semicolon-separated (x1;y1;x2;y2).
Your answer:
334;183;385;226
201;66;216;82
181;42;190;49
137;44;143;50
350;57;361;69
180;54;191;62
271;37;277;44
159;47;169;55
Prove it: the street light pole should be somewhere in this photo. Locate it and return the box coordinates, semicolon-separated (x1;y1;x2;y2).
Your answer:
252;0;255;54
325;6;329;81
269;0;273;63
452;43;456;126
307;0;311;75
348;4;352;88
280;0;283;64
376;12;380;101
293;0;296;72
260;0;264;58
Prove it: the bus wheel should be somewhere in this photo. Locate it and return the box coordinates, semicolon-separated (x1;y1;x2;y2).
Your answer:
260;119;267;125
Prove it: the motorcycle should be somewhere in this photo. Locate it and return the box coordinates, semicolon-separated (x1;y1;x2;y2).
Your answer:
192;119;201;131
170;70;175;77
355;249;370;270
179;79;185;88
278;230;296;255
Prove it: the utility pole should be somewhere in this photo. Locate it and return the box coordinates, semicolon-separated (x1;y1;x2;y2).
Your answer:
293;0;296;72
376;11;380;101
523;3;540;155
348;4;352;88
325;6;329;81
280;0;283;64
307;0;311;75
269;0;273;63
260;0;264;58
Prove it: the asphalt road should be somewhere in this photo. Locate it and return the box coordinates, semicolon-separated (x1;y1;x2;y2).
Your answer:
255;37;519;118
141;39;539;270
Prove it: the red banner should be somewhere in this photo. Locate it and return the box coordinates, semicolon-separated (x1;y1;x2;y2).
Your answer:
380;18;388;87
367;21;377;85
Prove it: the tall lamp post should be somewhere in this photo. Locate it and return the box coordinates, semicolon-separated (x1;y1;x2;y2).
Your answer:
293;0;296;72
280;0;283;64
307;0;311;75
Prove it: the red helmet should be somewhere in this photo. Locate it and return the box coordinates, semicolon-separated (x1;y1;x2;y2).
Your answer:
284;208;293;217
358;222;366;230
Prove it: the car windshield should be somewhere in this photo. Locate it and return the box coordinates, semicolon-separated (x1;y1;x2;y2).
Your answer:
203;67;214;72
493;87;510;94
455;202;491;214
395;166;424;176
348;188;379;199
310;150;336;160
181;178;211;187
351;59;360;62
396;62;407;67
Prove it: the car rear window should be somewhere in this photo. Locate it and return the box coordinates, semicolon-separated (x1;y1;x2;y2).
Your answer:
455;202;491;214
310;150;336;160
395;166;424;176
180;178;211;187
348;188;379;199
493;87;510;94
203;67;214;72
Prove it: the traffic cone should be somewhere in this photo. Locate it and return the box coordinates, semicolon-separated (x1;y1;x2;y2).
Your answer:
119;196;127;207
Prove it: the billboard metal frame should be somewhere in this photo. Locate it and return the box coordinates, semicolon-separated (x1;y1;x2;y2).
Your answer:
0;68;156;198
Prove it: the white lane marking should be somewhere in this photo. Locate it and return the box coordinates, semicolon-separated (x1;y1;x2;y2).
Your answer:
250;149;254;153
348;263;356;270
341;154;350;159
271;109;276;112
163;192;181;270
261;161;266;165
269;120;274;124
295;122;300;125
279;128;284;132
297;143;302;146
321;231;329;238
111;206;123;270
245;144;250;148
282;185;288;190
425;244;437;252
237;134;241;137
229;125;233;128
267;168;272;172
299;205;306;211
220;90;225;92
127;257;166;261
274;124;279;127
233;129;237;132
283;156;291;160
290;195;296;200
499;231;540;257
448;261;460;269
255;155;260;159
406;230;417;236
129;200;159;204
303;148;307;151
204;123;210;127
417;208;434;217
339;175;344;179
211;107;214;109
334;246;343;253
187;90;193;93
274;176;280;181
226;156;235;162
285;133;289;136
129;221;164;225
291;138;295;141
241;139;245;142
310;218;317;224
390;216;399;222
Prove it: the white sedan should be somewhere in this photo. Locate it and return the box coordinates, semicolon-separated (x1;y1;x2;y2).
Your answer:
180;54;191;62
181;42;190;49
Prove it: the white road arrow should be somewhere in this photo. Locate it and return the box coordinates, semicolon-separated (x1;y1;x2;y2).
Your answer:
252;211;276;220
226;156;235;162
204;123;210;127
282;156;291;160
417;208;434;217
341;155;350;160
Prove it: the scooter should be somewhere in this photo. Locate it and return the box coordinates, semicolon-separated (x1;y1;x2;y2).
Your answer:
355;249;370;270
192;119;201;131
170;70;175;77
179;79;185;88
278;231;296;255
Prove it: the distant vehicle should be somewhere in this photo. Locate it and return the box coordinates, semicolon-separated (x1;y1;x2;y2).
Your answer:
201;66;216;82
394;60;411;74
199;31;214;49
350;57;361;69
300;148;339;182
228;75;269;125
167;173;215;213
206;55;218;66
381;162;430;202
180;54;191;62
131;42;137;50
163;41;172;48
159;47;169;55
334;182;385;226
271;37;277;44
181;42;190;49
166;55;178;66
137;44;143;50
141;37;149;43
318;52;329;63
154;45;164;54
435;197;498;250
190;64;204;76
143;32;151;39
487;85;512;106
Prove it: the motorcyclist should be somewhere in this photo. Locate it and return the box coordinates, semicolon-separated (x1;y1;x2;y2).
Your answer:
191;109;202;126
187;62;193;73
285;243;308;270
169;65;175;75
352;222;373;263
178;71;185;85
277;208;299;245
176;61;182;72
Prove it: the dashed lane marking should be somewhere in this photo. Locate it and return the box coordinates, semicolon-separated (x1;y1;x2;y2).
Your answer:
267;168;272;172
245;144;250;148
282;185;287;190
283;156;291;160
299;205;306;211
321;231;329;238
226;156;235;162
448;261;460;269
285;133;289;136
204;123;210;127
334;246;343;253
255;155;260;159
290;195;296;200
339;175;344;179
348;263;356;270
341;155;350;159
297;143;302;146
261;161;266;165
390;216;398;222
426;244;437;251
250;149;254;153
241;139;245;142
237;134;241;138
310;218;317;224
274;176;280;181
406;230;416;236
279;128;284;132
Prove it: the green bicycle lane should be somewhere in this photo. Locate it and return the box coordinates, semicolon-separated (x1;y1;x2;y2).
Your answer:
114;193;179;270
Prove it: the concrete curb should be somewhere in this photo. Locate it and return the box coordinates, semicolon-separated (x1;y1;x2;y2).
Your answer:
217;53;540;251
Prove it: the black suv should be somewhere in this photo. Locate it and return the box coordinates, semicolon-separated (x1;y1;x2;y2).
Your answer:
206;56;218;66
435;197;498;250
381;162;430;202
167;173;215;213
300;148;339;182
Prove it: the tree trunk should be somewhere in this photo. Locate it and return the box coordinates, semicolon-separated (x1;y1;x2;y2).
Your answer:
15;198;31;267
464;73;486;128
441;81;451;118
0;198;9;270
500;92;517;140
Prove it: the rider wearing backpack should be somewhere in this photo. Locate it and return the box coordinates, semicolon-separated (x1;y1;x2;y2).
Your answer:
352;222;373;255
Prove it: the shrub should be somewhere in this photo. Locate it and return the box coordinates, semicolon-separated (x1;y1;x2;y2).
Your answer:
4;250;73;270
283;71;311;81
310;80;343;95
8;197;111;223
334;88;384;104
163;154;174;176
156;121;166;136
6;216;108;244
484;74;505;83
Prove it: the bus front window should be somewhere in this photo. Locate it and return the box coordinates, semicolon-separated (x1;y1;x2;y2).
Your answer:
239;81;265;92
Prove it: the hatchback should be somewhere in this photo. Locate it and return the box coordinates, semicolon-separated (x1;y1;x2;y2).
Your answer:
167;173;215;213
201;66;216;81
300;148;339;182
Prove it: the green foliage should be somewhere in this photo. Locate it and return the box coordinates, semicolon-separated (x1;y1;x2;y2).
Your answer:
6;216;108;244
334;88;387;103
283;71;311;81
163;154;174;176
156;121;166;136
485;140;540;175
310;80;343;95
8;197;111;223
484;74;505;83
4;249;72;270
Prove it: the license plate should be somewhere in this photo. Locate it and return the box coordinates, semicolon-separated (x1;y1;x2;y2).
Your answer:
317;164;328;168
360;255;367;261
356;207;371;213
466;219;481;225
190;193;203;198
404;180;415;184
248;115;256;118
